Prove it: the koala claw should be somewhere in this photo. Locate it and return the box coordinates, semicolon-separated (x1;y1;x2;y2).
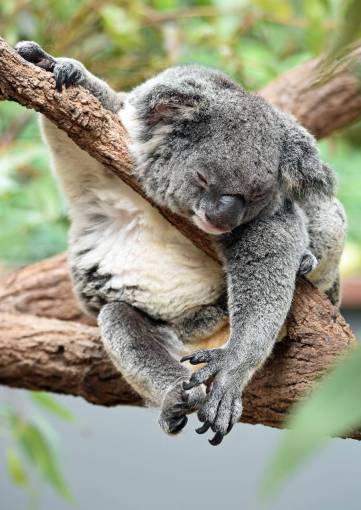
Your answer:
208;432;224;446
195;421;211;434
182;348;243;445
181;348;225;389
158;380;205;435
53;59;85;92
15;41;84;93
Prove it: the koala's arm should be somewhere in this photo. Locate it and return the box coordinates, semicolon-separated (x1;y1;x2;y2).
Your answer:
182;202;308;445
15;41;127;203
15;40;125;113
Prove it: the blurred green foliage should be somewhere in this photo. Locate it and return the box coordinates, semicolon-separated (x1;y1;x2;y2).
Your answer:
1;0;361;506
1;392;75;505
0;102;68;267
262;343;361;500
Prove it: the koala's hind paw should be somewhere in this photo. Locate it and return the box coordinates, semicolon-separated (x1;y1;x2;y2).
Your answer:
298;249;317;277
158;380;205;435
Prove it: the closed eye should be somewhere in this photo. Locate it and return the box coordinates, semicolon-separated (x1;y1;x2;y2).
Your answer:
251;191;268;202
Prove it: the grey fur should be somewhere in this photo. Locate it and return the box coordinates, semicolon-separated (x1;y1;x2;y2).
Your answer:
16;41;346;445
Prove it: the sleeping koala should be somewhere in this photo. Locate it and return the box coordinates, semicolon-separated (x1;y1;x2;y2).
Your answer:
15;41;345;445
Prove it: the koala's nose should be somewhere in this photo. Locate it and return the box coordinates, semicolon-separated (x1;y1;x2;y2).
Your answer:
205;195;244;230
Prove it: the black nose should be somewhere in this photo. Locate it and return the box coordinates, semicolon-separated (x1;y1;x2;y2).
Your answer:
205;195;244;230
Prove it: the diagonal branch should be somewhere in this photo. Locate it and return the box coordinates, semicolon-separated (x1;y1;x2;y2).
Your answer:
1;37;361;257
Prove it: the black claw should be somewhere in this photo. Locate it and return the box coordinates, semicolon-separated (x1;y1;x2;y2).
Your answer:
209;432;224;446
182;381;194;391
55;67;79;92
195;422;211;434
226;423;234;435
65;70;79;88
180;355;192;363
181;390;189;403
55;73;63;92
168;415;188;434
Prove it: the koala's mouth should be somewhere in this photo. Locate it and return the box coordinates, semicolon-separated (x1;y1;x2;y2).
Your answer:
192;213;230;235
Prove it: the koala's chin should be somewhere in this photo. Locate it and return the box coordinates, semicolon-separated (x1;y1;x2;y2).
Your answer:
192;212;232;236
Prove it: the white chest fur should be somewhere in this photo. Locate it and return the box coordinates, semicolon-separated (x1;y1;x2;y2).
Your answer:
69;173;224;320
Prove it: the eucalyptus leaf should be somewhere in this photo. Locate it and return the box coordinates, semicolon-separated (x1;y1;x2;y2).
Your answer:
6;448;29;487
30;392;75;422
12;417;74;502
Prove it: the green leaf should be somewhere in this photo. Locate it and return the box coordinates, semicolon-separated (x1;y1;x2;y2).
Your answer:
30;392;75;422
12;418;74;502
6;448;28;486
261;344;361;499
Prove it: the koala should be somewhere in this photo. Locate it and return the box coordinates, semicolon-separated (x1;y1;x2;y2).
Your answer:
15;41;345;446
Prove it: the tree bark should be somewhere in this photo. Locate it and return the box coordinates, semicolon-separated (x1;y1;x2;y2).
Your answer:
259;45;361;139
0;37;360;435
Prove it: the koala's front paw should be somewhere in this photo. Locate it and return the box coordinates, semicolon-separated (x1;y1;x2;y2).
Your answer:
181;349;244;445
52;59;86;92
158;380;205;435
15;41;85;92
15;40;55;70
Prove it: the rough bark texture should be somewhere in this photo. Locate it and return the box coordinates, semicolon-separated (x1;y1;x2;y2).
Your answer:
0;37;360;436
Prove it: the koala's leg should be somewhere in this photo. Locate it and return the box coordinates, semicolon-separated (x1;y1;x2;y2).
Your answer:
305;198;346;306
98;302;205;435
15;41;125;113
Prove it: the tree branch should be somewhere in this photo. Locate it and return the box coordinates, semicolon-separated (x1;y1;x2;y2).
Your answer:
0;37;360;436
0;258;358;436
260;45;361;138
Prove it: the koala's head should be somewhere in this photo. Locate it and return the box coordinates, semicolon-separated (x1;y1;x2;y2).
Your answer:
121;65;335;235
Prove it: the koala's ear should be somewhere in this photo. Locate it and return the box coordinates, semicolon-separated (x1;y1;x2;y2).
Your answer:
278;114;336;201
146;87;205;125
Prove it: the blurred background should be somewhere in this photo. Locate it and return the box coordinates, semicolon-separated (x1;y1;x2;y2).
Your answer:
1;0;361;509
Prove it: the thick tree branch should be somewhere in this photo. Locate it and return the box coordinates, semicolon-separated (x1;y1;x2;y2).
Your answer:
0;260;357;436
0;37;360;436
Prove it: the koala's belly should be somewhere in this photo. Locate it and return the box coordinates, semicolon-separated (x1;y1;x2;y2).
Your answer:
111;235;224;320
70;182;225;320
